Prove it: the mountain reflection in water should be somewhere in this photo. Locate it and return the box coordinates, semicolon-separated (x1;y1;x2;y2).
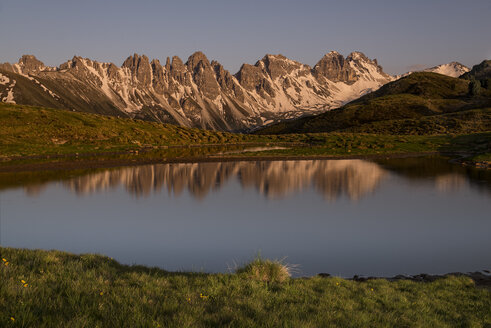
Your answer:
55;160;386;201
11;157;490;201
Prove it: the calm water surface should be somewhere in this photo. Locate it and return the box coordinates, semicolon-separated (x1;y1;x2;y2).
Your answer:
1;157;490;277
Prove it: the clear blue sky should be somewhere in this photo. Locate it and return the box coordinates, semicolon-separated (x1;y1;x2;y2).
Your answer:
1;0;490;75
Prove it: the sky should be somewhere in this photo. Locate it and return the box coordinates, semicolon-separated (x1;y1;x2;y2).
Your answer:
1;0;490;75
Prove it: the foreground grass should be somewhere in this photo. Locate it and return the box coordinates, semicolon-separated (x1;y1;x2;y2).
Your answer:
0;248;490;327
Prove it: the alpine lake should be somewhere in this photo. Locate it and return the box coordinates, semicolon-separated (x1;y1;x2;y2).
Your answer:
1;153;490;278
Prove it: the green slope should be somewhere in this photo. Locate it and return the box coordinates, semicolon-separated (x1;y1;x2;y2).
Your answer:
256;72;491;135
1;102;490;166
0;102;256;157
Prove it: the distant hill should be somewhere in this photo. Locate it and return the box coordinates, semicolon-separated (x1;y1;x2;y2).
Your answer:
460;60;491;80
255;72;491;135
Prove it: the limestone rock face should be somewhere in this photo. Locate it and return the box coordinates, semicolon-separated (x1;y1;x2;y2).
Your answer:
122;54;152;86
212;61;244;102
261;54;300;80
18;55;45;74
186;52;220;99
313;51;350;82
107;63;119;80
1;50;395;131
313;51;390;84
0;54;47;74
170;56;186;84
235;64;265;91
150;59;166;93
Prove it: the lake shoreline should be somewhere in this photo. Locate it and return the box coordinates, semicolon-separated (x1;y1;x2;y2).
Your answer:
1;246;489;287
0;150;449;173
2;246;490;287
319;271;491;288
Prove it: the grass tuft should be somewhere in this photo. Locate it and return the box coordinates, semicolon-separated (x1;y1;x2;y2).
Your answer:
235;256;292;284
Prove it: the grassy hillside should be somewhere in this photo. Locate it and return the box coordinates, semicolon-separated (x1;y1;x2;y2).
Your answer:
256;72;491;135
0;102;269;157
1;102;490;168
1;247;490;327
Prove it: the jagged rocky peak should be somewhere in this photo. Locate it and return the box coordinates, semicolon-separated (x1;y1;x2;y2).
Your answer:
18;55;45;73
170;56;185;71
165;57;171;71
347;51;391;80
0;54;52;75
122;53;152;85
169;55;186;84
150;58;161;67
58;55;85;70
313;51;352;82
211;60;232;88
0;50;397;131
235;63;265;91
259;54;305;80
313;50;389;83
346;51;370;62
150;58;163;76
185;51;220;99
150;59;166;92
186;51;211;70
211;60;244;101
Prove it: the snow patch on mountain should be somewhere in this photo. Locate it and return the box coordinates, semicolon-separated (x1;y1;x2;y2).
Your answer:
398;62;470;79
424;62;470;78
2;80;16;103
0;73;10;86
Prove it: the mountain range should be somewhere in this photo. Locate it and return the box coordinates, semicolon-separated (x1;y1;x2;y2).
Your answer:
0;51;470;131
